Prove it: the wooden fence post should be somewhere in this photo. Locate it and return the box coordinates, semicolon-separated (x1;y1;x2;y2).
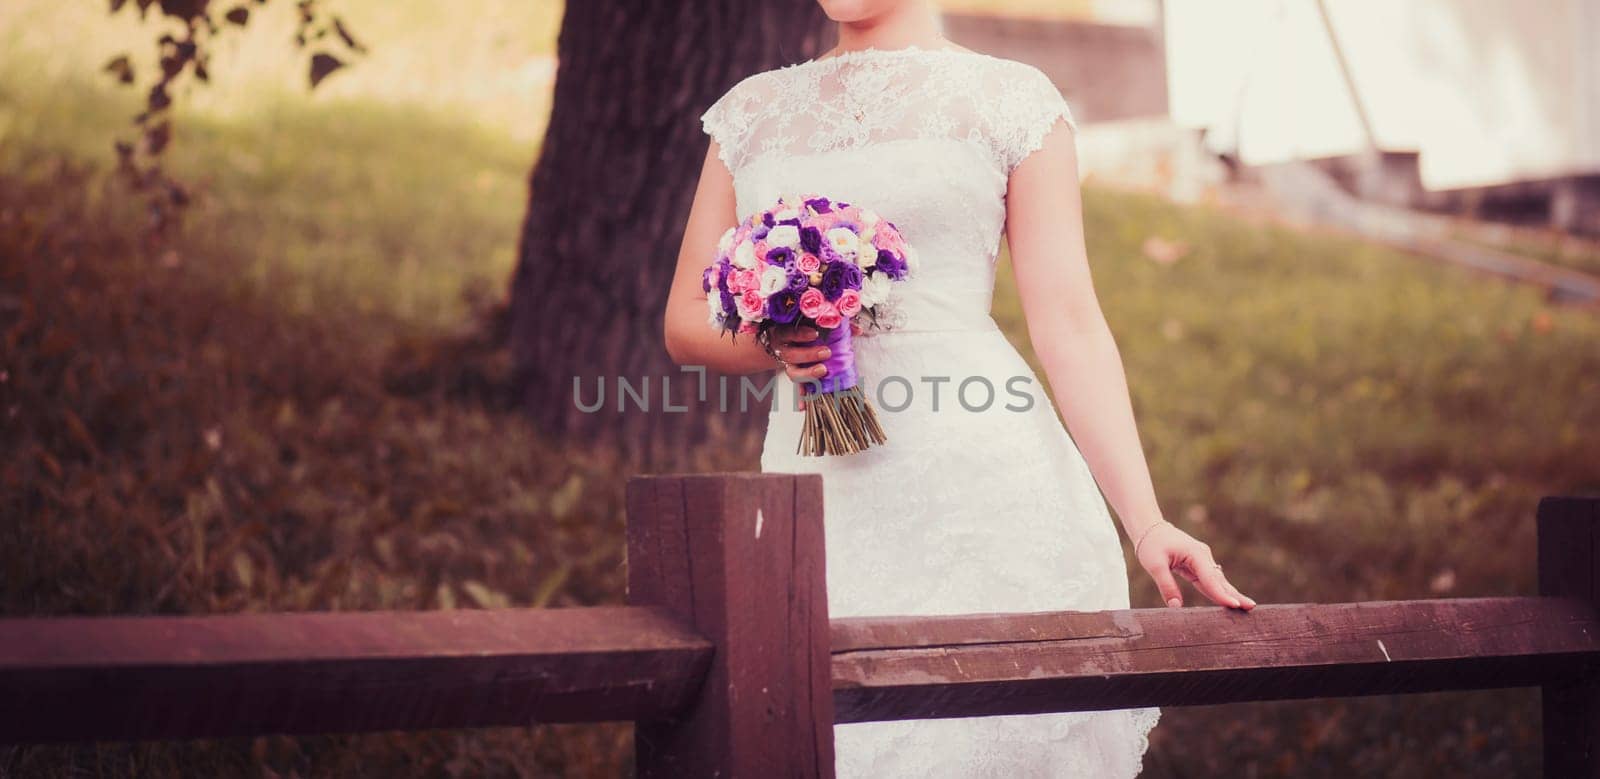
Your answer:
1539;495;1600;779
626;473;835;778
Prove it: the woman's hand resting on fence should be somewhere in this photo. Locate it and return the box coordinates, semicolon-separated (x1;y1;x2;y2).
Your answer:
1134;520;1257;611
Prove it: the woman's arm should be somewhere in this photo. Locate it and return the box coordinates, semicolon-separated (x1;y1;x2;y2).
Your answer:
1004;117;1256;611
663;138;832;379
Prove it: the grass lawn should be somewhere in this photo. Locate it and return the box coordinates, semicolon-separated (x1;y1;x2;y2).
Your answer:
4;30;1600;779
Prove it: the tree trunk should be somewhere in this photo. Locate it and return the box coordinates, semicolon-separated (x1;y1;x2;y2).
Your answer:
509;1;832;468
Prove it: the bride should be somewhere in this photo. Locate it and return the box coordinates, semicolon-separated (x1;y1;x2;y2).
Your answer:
663;0;1257;775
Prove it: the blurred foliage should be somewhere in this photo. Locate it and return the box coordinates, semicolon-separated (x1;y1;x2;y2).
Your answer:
0;69;637;777
3;4;1600;777
99;0;368;240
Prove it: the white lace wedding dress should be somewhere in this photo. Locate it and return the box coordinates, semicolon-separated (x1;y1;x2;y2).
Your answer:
700;44;1161;777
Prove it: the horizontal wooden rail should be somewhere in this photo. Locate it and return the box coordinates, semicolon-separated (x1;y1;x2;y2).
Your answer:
831;596;1600;722
0;605;712;744
1;478;1594;778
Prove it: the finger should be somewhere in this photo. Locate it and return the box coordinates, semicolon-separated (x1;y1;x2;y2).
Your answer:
785;363;828;383
1220;576;1257;609
778;326;820;346
1192;562;1245;609
1190;546;1254;610
782;344;832;365
1146;562;1183;608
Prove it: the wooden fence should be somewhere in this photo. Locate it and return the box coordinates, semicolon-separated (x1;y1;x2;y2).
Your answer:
2;473;1598;777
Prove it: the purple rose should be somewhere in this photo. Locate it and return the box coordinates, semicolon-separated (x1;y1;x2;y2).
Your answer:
785;268;809;292
751;223;770;241
777;217;802;227
804;196;832;213
799;225;823;255
716;258;733;294
720;289;737;316
839;261;863;289
762;211;775;227
702;265;714;293
819;262;861;300
766;289;801;324
874;249;907;279
766;245;796;268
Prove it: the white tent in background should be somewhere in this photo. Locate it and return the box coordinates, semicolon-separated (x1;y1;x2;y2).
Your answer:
1164;0;1600;192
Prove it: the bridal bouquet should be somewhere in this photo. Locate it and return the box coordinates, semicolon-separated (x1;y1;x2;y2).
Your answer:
703;192;917;456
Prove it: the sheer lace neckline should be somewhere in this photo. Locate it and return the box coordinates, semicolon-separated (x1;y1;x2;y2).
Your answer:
794;43;990;69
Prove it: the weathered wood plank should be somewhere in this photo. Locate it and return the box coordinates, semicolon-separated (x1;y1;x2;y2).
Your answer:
628;473;835;779
1539;495;1600;779
833;596;1600;723
0;605;711;743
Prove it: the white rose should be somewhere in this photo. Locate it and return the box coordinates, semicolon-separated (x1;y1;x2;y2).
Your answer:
826;227;860;262
758;264;789;297
765;224;800;250
732;240;757;269
716;227;736;254
774;207;800;222
859;272;891;307
859;209;880;228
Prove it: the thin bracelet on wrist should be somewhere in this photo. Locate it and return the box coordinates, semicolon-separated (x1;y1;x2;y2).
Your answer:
1133;519;1171;556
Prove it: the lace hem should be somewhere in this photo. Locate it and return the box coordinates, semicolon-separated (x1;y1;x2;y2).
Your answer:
836;705;1161;778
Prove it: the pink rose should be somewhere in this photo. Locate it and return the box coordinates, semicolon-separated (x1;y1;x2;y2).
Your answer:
873;226;907;255
798;287;825;318
836;288;862;318
813;301;842;329
733;269;759;293
753;240;770;263
796;252;822;274
738;288;765;318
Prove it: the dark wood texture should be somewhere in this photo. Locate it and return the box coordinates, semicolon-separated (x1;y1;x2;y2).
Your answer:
627;473;835;778
0;605;710;744
1539;496;1600;778
507;2;833;465
832;596;1600;723
4;479;1597;777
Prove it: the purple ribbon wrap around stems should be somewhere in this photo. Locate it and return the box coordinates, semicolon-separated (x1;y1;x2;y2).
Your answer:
798;323;859;396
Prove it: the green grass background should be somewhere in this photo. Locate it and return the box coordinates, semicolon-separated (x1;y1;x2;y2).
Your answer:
3;2;1599;776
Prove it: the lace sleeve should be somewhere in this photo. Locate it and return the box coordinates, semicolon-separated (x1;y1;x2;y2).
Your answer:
699;76;758;175
995;64;1077;177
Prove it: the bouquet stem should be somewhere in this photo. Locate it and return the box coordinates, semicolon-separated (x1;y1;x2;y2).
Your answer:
795;324;887;456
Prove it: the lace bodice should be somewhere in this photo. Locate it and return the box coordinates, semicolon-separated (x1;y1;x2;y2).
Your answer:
699;45;1076;333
